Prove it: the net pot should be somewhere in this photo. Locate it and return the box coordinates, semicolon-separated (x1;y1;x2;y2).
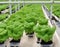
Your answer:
40;40;53;47
10;39;20;47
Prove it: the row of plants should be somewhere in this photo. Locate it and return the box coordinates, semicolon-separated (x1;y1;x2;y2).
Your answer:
0;4;21;21
12;4;23;13
0;4;23;14
53;4;60;18
0;22;8;44
0;4;56;47
0;4;23;23
0;4;14;14
0;4;8;11
0;14;8;22
46;4;60;18
0;4;18;14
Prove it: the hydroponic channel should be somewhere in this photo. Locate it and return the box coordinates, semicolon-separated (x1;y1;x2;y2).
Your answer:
42;5;60;37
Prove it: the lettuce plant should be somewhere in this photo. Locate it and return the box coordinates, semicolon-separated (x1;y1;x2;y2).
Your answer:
0;14;8;21
38;18;48;25
24;22;35;34
0;4;8;11
0;23;8;43
25;15;37;25
7;21;24;41
33;24;56;42
0;28;8;43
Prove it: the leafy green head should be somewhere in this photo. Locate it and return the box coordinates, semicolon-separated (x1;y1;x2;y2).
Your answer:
24;22;35;34
38;18;48;25
25;14;37;25
7;21;24;40
0;14;8;21
0;22;8;43
33;25;56;42
0;28;8;43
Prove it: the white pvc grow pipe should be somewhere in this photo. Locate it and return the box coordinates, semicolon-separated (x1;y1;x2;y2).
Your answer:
42;5;60;47
53;32;60;47
52;14;60;22
42;5;49;20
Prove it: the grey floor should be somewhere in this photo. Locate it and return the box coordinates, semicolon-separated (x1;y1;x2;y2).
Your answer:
56;22;60;37
20;32;39;47
5;32;40;47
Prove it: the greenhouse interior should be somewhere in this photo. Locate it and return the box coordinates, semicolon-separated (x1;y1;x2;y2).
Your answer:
0;0;60;47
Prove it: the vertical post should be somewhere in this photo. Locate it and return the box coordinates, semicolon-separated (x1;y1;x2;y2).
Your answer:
18;0;20;10
50;4;52;19
9;0;12;15
23;0;24;7
50;0;53;19
50;0;54;24
15;0;17;12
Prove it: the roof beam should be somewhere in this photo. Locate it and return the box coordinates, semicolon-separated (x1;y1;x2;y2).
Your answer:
0;1;53;4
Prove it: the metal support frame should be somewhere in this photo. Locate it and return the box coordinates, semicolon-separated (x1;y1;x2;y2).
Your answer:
9;0;12;15
50;0;53;19
0;0;60;15
0;1;60;4
18;0;20;10
15;0;17;12
0;1;53;4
